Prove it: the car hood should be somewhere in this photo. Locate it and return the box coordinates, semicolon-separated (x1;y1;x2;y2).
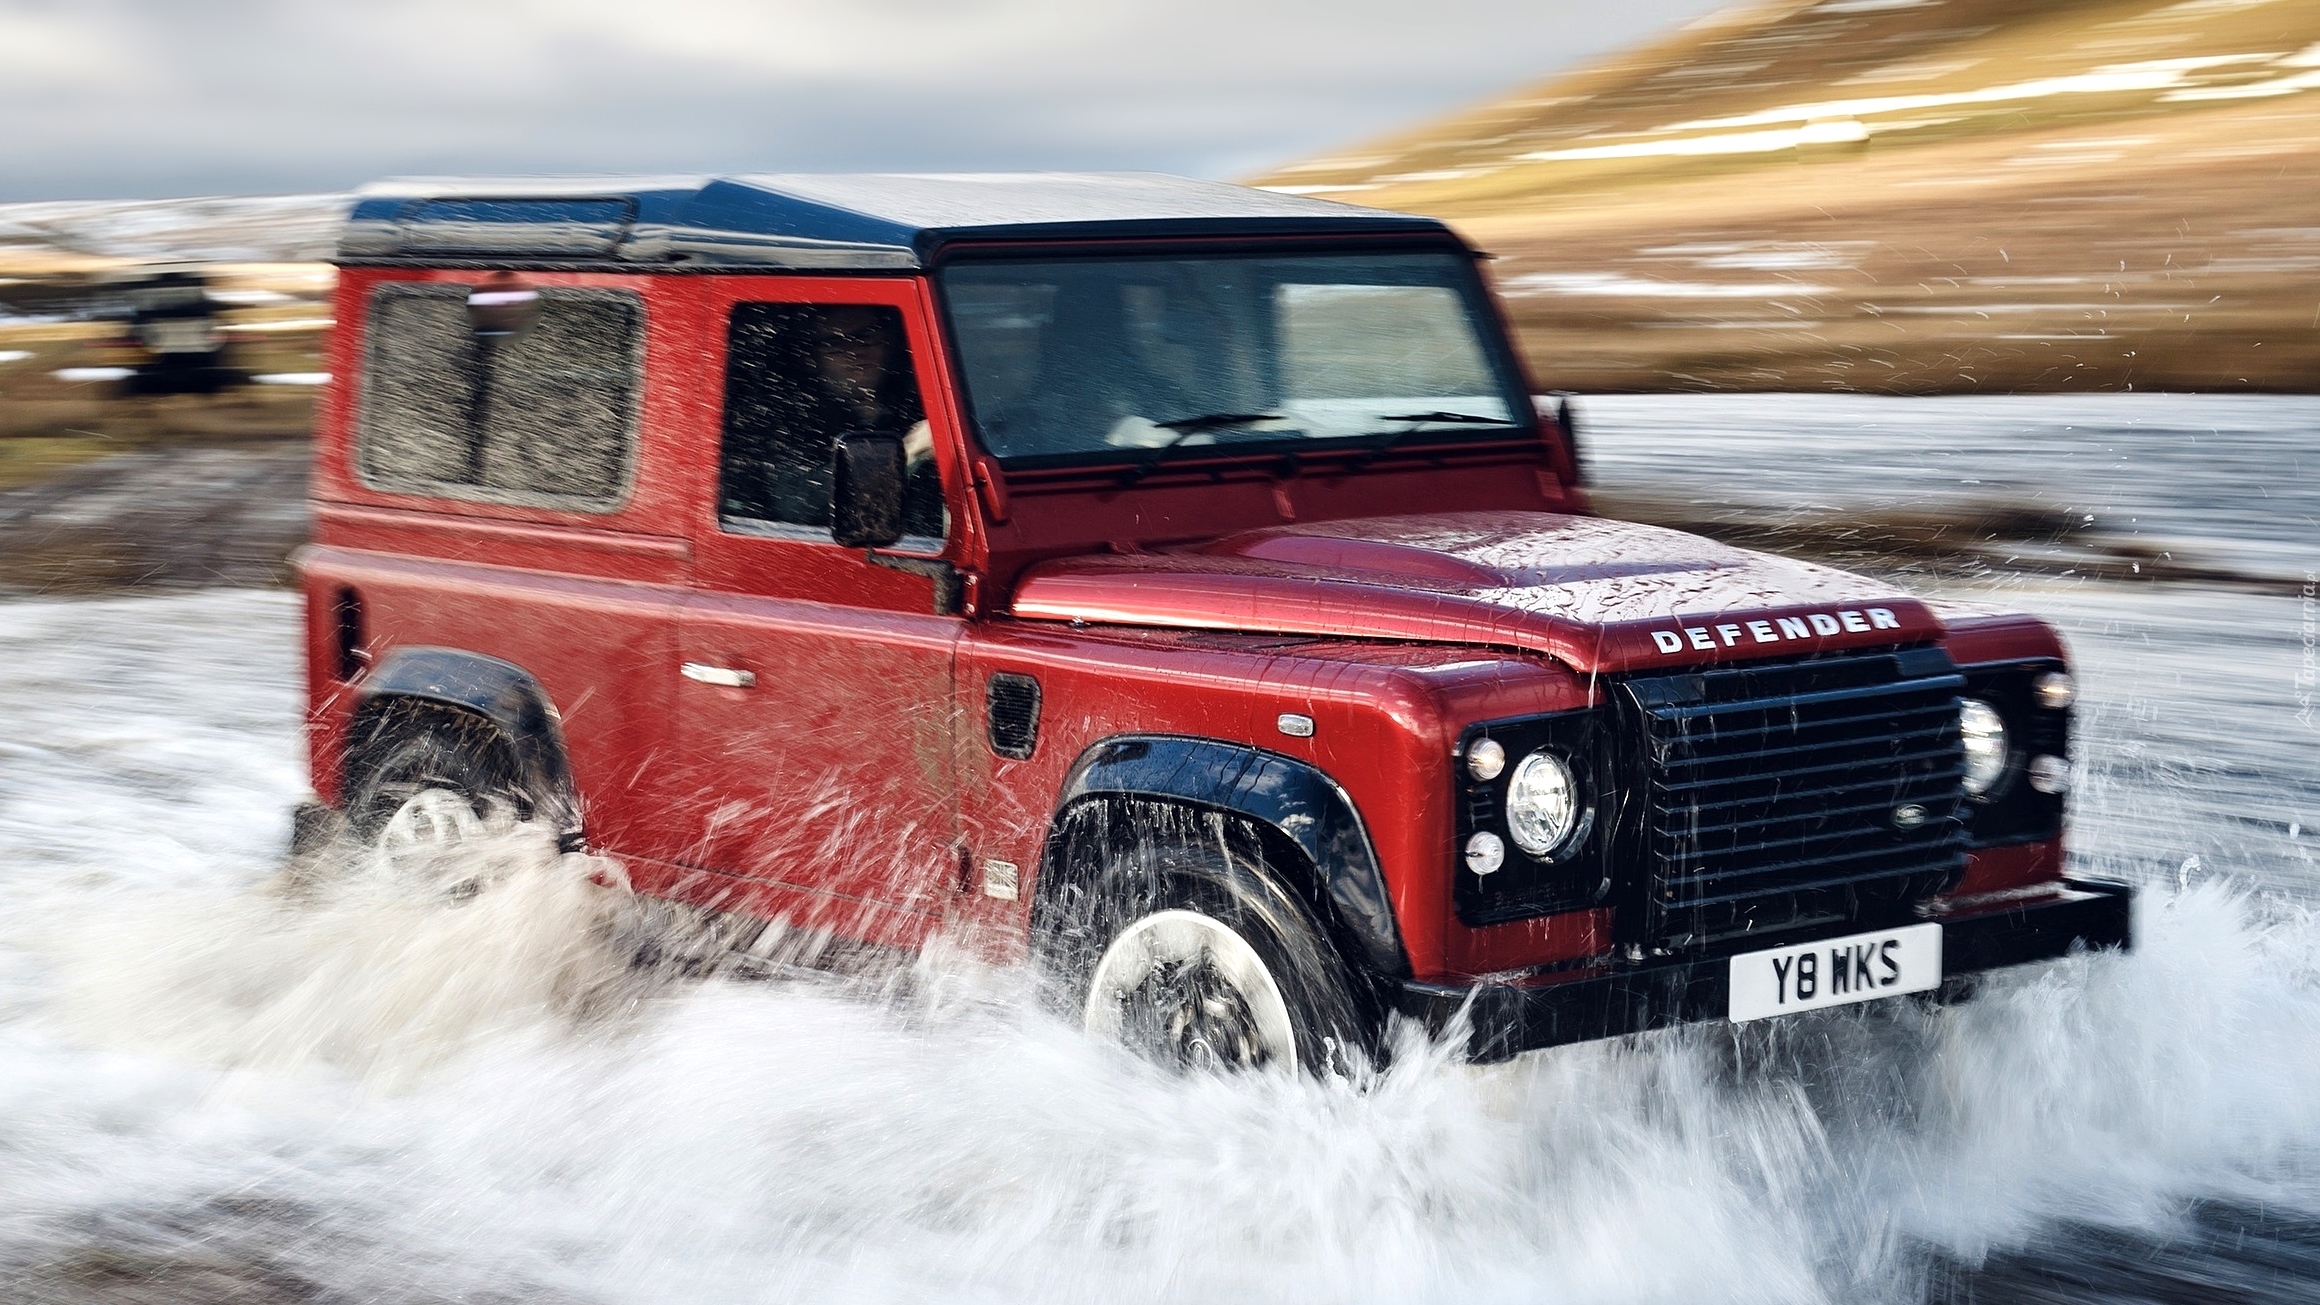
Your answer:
1006;512;1944;675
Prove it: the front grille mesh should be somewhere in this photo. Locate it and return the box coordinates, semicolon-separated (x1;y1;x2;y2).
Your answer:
1625;651;1968;946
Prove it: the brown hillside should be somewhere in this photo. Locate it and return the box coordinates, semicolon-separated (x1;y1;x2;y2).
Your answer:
1255;0;2320;392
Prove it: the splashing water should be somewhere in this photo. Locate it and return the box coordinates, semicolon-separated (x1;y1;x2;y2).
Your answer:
47;823;654;1084
0;569;2314;1304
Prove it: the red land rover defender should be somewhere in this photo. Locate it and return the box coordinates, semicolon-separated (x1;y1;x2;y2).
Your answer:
298;173;2129;1072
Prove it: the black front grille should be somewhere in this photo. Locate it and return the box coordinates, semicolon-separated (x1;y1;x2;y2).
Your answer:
1622;648;1967;947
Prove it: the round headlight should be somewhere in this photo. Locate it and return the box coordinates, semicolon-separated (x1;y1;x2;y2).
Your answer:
1505;751;1579;857
1960;698;2009;798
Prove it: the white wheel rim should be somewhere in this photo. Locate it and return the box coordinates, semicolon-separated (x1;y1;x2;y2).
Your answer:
1083;908;1299;1073
378;787;486;853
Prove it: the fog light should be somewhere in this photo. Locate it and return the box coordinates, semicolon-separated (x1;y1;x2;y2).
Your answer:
1467;737;1506;782
2034;671;2077;711
2028;754;2071;795
1464;831;1505;876
1960;698;2008;798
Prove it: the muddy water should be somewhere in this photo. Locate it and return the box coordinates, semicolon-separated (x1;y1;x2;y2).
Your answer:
0;397;2315;1302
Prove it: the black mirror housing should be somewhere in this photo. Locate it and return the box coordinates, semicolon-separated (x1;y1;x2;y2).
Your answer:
831;431;907;548
1556;393;1586;487
466;271;540;340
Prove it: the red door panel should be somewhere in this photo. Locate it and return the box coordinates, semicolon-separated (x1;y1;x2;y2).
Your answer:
674;576;961;924
664;277;970;943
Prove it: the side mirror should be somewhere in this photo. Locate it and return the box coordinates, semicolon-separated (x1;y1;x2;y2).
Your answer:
1538;391;1586;487
466;271;540;341
831;431;907;548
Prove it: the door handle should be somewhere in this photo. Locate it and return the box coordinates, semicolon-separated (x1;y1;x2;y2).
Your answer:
681;662;756;688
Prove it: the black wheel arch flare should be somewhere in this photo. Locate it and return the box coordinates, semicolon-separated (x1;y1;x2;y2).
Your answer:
347;646;581;844
1039;734;1409;981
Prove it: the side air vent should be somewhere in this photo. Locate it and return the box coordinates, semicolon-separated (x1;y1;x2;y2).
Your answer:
332;585;368;682
987;672;1042;760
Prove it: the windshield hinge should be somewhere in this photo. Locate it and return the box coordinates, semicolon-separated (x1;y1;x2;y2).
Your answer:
865;551;965;616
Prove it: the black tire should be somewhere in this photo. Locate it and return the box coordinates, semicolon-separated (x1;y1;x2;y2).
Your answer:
1044;809;1379;1077
344;712;530;846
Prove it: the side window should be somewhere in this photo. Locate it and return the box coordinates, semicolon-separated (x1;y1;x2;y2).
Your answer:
356;283;640;509
718;302;946;543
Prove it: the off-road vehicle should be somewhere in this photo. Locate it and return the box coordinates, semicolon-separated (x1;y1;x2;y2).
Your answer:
297;173;2129;1071
117;267;239;394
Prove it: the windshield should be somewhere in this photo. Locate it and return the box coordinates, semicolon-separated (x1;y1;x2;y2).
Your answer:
938;251;1530;465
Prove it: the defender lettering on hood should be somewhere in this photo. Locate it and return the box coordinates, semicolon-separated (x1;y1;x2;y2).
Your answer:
1651;607;1906;656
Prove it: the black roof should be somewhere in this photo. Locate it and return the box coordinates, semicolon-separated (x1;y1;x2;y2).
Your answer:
338;172;1452;270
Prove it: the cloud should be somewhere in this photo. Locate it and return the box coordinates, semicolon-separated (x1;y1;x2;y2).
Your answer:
0;0;1731;200
0;7;133;88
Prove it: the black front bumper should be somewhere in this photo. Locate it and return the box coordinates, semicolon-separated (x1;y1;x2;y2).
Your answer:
1399;878;2133;1062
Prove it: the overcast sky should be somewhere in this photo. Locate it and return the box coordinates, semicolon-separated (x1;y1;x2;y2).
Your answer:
0;0;1732;201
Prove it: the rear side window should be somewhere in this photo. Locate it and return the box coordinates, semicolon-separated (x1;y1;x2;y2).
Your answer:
355;283;641;509
717;302;945;543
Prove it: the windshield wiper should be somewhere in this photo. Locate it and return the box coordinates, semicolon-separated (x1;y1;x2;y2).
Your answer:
1156;411;1286;433
1353;411;1520;466
1116;412;1287;484
1372;410;1516;426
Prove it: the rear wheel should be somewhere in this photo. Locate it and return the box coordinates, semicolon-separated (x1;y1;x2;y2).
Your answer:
375;785;493;855
1054;814;1377;1077
344;717;531;894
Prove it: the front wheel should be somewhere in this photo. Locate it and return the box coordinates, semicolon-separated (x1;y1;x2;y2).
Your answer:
1084;907;1305;1072
1055;818;1378;1077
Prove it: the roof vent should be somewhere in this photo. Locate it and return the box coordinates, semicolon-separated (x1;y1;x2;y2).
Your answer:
399;197;635;257
987;672;1042;761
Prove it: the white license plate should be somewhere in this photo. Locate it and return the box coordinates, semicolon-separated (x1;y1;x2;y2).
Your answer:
1727;922;1942;1023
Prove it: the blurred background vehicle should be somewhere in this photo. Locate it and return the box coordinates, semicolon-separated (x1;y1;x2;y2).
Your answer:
116;267;236;394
